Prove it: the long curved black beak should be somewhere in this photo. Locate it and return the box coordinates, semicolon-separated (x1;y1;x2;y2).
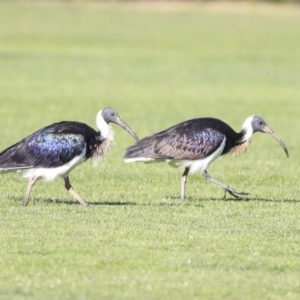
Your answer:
262;126;289;158
113;117;143;151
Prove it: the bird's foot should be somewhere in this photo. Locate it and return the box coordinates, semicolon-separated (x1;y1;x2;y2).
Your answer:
223;188;249;199
22;198;29;206
75;197;89;207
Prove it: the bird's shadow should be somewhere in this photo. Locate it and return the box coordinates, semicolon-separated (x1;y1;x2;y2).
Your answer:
35;198;139;207
8;195;300;207
211;196;300;203
163;195;300;203
8;196;139;207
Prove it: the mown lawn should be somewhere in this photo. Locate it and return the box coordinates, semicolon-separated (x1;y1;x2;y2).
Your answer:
0;1;300;299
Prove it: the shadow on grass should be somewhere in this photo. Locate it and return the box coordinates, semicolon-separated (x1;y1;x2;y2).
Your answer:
9;197;140;207
36;198;139;206
11;197;203;207
9;196;300;207
8;196;79;206
88;201;138;206
164;195;300;203
210;196;300;203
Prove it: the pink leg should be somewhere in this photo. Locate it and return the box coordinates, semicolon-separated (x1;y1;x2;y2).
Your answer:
22;177;38;206
64;177;88;207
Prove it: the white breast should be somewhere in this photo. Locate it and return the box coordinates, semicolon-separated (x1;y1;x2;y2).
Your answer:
92;127;114;166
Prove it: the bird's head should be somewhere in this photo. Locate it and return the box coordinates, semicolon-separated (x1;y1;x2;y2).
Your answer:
244;115;289;158
98;107;142;147
101;107;122;125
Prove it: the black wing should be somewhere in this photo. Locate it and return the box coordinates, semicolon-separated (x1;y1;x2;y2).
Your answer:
0;121;99;169
124;118;229;160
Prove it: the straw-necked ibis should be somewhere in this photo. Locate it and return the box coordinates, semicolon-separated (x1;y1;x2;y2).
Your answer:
0;107;140;206
124;115;289;199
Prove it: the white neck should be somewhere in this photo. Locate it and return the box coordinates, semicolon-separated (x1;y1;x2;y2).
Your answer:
96;110;110;139
241;115;255;142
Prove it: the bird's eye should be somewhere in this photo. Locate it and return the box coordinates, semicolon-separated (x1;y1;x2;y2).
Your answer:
111;112;115;116
259;121;263;125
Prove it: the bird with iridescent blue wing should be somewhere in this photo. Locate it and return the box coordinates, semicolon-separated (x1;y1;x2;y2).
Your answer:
0;107;140;206
124;115;289;200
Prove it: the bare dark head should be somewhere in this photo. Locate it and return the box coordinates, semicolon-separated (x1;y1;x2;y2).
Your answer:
100;107;141;146
101;107;120;124
251;115;289;158
251;116;268;133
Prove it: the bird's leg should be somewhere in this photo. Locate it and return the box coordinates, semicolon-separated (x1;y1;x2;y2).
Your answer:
64;177;88;207
181;167;190;200
203;170;249;199
22;177;38;206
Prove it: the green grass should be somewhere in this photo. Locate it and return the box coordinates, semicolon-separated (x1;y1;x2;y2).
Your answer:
0;1;300;299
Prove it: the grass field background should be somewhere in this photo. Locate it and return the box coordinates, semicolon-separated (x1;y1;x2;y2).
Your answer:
0;1;300;299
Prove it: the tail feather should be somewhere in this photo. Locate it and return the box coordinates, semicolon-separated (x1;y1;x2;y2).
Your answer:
0;139;33;171
0;165;33;172
124;135;170;162
124;134;151;158
0;146;33;171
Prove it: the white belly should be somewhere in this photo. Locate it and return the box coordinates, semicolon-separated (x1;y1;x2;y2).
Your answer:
125;138;226;175
18;146;87;182
167;138;226;174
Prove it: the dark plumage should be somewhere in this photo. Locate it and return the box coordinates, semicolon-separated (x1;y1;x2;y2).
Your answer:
125;118;244;160
124;115;289;199
0;107;140;206
0;122;100;170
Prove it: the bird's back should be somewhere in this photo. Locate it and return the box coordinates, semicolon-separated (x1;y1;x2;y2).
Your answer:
124;117;239;161
0;121;100;171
